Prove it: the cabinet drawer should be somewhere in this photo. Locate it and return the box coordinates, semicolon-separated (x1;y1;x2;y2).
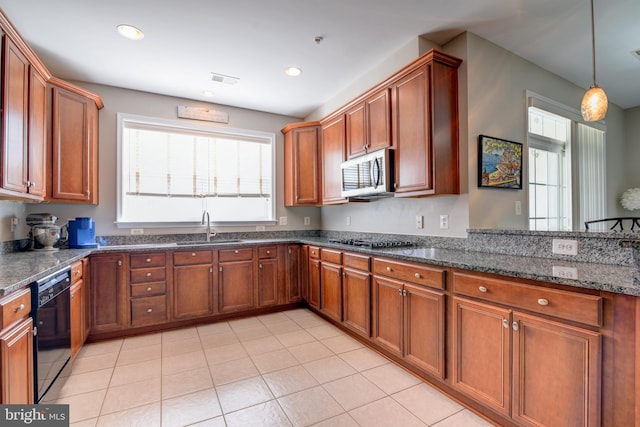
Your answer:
258;246;277;259
321;248;342;264
130;253;166;268
308;246;321;259
131;282;166;297
452;272;602;327
70;261;83;284
130;295;167;327
373;258;445;290
219;248;253;262
0;288;31;329
343;252;370;271
173;250;213;265
130;267;166;284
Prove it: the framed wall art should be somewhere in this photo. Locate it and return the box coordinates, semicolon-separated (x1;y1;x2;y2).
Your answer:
478;135;523;189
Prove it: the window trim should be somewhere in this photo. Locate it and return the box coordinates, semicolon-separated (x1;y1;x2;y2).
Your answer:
115;112;277;228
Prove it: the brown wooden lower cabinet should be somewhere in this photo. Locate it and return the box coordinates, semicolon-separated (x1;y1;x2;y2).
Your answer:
307;258;321;309
173;263;214;319
70;279;85;359
0;317;33;404
452;296;601;426
342;265;371;338
90;253;126;333
320;261;342;322
218;259;255;313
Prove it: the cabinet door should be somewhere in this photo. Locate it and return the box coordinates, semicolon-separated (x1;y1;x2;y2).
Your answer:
27;68;47;197
451;297;511;416
173;264;214;319
50;84;98;203
320;114;347;204
307;258;321;309
365;88;392;152
346;103;366;158
371;275;403;357
286;245;302;303
404;283;445;379
81;257;91;341
512;312;601;427
284;125;320;206
70;279;84;360
342;267;371;338
90;254;126;333
1;36;29;194
258;258;278;307
393;65;431;195
0;317;33;404
218;260;255;313
320;262;342;322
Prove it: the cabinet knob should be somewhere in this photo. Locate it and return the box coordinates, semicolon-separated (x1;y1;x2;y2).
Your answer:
503;319;509;329
512;321;519;331
259;264;263;269
146;272;152;277
146;258;152;263
414;272;421;279
76;269;81;275
266;250;270;254
478;286;488;293
15;303;25;312
235;250;239;254
147;308;153;313
146;287;152;292
537;298;549;306
191;252;196;256
386;266;392;272
397;288;402;295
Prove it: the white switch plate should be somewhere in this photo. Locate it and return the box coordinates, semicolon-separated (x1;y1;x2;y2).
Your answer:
552;239;578;255
552;266;579;280
415;215;424;229
279;216;287;226
130;228;144;235
515;201;522;216
346;216;351;226
439;215;449;229
303;216;310;225
255;225;266;231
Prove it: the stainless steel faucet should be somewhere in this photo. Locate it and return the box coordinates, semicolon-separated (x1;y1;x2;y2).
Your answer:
201;210;216;241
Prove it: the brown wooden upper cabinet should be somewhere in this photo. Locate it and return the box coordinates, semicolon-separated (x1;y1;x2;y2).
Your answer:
346;87;392;159
320;114;347;205
0;25;49;201
282;121;321;206
392;51;461;197
48;77;102;204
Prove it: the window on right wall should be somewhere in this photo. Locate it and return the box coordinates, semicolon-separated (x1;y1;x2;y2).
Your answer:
526;93;606;231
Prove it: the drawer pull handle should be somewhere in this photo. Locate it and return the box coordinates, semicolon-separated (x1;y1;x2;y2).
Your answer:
414;273;421;279
386;267;392;272
478;286;488;293
503;319;509;329
146;272;152;277
15;303;25;312
537;298;549;306
146;258;151;263
146;287;152;292
147;308;153;313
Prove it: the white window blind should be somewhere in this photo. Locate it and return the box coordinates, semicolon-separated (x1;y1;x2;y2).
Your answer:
117;113;275;225
575;124;606;230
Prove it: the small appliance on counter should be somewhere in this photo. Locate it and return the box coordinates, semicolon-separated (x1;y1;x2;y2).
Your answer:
26;213;63;251
67;217;98;248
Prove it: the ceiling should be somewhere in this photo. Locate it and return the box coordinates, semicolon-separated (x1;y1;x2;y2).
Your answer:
0;0;638;118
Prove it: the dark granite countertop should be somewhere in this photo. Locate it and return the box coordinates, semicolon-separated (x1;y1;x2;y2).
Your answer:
2;237;639;297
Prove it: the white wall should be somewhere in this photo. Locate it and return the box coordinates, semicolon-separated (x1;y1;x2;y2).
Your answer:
624;107;640;189
21;84;321;238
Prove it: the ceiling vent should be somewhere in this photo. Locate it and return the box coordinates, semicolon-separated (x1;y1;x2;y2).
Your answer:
211;73;239;85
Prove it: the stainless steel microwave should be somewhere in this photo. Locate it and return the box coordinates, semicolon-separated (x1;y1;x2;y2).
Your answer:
341;148;394;198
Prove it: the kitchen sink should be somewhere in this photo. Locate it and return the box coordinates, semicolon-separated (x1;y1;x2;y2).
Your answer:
174;239;243;246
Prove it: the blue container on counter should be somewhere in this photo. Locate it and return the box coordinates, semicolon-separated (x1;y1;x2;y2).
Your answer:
68;217;98;248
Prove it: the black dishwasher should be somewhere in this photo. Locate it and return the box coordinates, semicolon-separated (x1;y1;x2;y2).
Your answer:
30;266;72;403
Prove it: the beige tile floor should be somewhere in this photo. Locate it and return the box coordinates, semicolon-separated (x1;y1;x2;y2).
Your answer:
48;308;495;427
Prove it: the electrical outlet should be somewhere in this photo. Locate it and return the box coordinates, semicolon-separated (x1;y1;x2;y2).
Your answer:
304;216;310;225
515;201;522;216
10;217;18;232
130;228;144;235
552;239;578;255
439;215;449;229
552;266;579;280
346;216;351;226
279;216;288;226
415;215;424;229
255;225;266;231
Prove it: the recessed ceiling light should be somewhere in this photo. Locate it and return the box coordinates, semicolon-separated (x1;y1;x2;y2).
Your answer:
117;24;144;41
285;66;302;77
201;90;215;98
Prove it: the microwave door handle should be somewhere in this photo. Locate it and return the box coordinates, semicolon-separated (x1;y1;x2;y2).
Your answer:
372;158;380;189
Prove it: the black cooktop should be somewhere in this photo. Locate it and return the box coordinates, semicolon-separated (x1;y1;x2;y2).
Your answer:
327;238;414;249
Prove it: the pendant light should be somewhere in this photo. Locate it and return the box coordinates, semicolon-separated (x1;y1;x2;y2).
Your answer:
581;0;608;121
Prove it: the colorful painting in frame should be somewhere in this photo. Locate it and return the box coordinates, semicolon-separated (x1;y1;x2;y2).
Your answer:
478;135;523;189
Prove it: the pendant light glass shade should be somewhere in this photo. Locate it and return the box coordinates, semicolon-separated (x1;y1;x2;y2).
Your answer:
581;0;607;122
581;84;608;121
